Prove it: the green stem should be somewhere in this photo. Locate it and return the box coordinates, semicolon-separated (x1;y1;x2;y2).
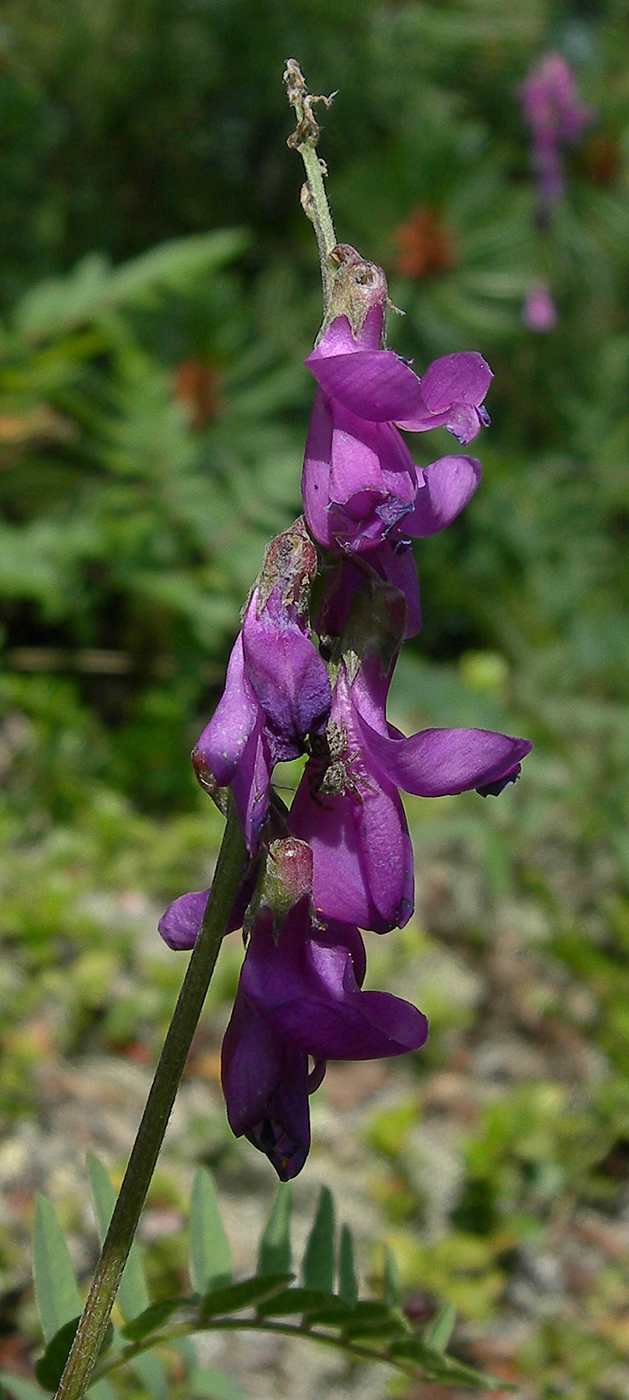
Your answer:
93;1317;400;1383
297;140;337;312
284;59;337;315
54;799;246;1400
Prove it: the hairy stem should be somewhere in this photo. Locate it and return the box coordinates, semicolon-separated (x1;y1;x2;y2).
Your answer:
54;800;246;1400
284;58;337;314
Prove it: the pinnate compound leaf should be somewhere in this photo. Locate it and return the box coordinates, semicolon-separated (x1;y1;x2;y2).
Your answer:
121;1299;187;1342
257;1184;291;1276
301;1186;335;1291
200;1274;293;1321
189;1168;231;1293
338;1225;358;1305
423;1301;456;1352
34;1319;113;1392
0;1373;48;1400
32;1196;81;1343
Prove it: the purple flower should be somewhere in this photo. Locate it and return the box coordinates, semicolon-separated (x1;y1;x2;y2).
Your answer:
520;53;594;220
192;519;331;849
290;656;531;932
302;301;490;555
222;898;428;1178
523;281;556;332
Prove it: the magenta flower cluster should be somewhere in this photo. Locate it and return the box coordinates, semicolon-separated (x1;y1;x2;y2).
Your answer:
160;247;531;1179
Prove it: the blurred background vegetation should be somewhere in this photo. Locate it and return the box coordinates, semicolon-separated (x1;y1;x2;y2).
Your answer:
1;1;629;1397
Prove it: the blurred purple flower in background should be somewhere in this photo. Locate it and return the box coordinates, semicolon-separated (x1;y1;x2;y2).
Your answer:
523;281;557;331
520;52;594;223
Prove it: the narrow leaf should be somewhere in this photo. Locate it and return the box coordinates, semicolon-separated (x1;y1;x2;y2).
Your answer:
32;1197;81;1343
121;1298;187;1342
0;1375;47;1400
87;1154;150;1320
200;1273;293;1320
257;1287;347;1318
382;1245;400;1306
301;1186;335;1292
189;1168;231;1293
257;1184;292;1277
338;1225;358;1305
423;1301;456;1352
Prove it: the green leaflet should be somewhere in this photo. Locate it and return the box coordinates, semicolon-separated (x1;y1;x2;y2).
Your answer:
32;1196;82;1345
188;1167;231;1293
199;1274;294;1321
301;1185;335;1292
424;1301;457;1352
337;1225;358;1305
257;1183;292;1276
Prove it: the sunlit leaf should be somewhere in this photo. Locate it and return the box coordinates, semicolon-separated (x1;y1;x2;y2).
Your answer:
189;1168;231;1294
200;1274;293;1321
337;1225;358;1305
257;1184;292;1277
32;1197;82;1344
424;1301;456;1352
121;1299;187;1342
301;1186;335;1292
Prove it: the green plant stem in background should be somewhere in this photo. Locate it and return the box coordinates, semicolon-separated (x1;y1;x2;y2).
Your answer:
284;58;337;315
54;798;246;1400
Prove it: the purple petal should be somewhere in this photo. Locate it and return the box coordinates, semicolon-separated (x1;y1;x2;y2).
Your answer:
158;889;208;950
371;540;421;639
221;991;284;1136
306;348;424;423
357;720;532;798
443;404;486;446
418;353;492;413
406;455;481;537
356;782;415;929
195;633;260;787
221;989;312;1179
231;718;272;850
289;773;410;933
242;598;331;756
271;989;427;1060
329;404;386;501
313;309;384;358
301;390;334;548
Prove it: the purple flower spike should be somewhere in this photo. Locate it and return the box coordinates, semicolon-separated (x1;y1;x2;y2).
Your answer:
221;899;428;1178
290;656;531;932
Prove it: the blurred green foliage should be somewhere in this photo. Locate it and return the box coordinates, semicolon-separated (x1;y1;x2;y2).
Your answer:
1;1;629;1397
